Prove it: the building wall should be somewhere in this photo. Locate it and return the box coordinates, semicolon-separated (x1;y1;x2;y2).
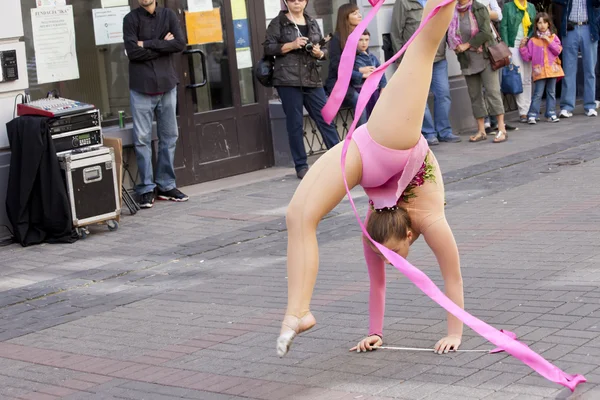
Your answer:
0;0;27;241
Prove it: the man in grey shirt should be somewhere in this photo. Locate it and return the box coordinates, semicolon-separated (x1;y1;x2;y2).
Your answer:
391;0;461;145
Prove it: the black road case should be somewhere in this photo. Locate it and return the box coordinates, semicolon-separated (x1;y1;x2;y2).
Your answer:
59;147;121;238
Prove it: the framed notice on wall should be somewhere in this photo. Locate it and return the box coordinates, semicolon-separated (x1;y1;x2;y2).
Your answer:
92;6;130;45
31;5;80;84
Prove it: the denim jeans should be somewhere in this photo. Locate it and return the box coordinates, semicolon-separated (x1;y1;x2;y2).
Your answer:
130;87;179;195
343;88;368;127
528;78;557;118
560;25;598;112
422;59;453;140
276;86;340;171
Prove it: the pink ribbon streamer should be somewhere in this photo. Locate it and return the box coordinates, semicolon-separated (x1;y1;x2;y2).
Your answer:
329;0;586;392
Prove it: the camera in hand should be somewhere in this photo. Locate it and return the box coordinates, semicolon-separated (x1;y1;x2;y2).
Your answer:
303;34;332;54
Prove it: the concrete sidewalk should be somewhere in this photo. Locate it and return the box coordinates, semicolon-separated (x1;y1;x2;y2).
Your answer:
0;110;600;399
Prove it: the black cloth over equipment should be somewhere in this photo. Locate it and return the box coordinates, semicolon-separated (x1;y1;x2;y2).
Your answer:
6;116;77;246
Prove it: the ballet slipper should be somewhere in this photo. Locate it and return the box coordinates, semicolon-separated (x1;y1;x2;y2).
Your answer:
276;312;316;357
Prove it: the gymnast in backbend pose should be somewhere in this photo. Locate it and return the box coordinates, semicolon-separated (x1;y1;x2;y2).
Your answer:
277;0;463;357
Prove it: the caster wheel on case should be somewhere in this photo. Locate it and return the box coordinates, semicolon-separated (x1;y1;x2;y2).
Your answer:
107;220;119;231
77;227;89;239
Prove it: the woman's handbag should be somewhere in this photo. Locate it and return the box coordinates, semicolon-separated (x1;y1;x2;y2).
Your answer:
488;24;511;71
501;62;524;95
254;55;275;87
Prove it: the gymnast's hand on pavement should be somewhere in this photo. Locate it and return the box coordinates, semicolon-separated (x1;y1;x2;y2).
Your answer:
350;335;383;353
434;334;461;354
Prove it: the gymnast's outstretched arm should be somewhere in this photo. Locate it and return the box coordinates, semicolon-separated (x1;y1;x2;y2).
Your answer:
367;0;456;151
423;217;464;353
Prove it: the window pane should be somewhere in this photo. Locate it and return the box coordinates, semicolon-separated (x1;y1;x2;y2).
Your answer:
21;0;132;123
231;0;256;105
180;0;234;113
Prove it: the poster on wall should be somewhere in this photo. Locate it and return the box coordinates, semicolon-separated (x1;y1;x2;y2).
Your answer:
232;0;252;70
189;0;213;12
264;0;282;19
36;0;66;7
31;5;80;84
185;9;223;45
92;6;130;45
101;0;129;7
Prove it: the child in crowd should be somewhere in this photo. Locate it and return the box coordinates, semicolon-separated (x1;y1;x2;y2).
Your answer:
352;30;387;118
519;12;564;124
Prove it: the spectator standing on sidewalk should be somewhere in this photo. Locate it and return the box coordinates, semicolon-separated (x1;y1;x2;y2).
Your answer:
553;0;600;118
123;0;188;209
481;0;519;133
263;0;340;180
519;12;564;123
449;0;509;143
325;4;369;126
391;0;462;145
500;0;536;123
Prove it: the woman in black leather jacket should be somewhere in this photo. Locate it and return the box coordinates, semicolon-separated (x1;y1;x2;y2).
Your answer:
264;0;340;180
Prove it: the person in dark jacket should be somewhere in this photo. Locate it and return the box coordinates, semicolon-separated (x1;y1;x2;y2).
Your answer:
264;0;340;180
123;0;188;208
325;4;368;126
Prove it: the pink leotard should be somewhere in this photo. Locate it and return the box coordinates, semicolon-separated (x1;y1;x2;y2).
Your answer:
353;124;429;210
352;124;447;337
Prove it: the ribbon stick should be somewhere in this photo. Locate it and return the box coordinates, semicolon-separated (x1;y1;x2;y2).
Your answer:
376;346;490;353
333;0;586;392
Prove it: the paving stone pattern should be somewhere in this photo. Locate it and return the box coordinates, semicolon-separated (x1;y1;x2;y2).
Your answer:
1;111;600;399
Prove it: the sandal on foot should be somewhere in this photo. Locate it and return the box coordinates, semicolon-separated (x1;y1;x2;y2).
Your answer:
493;131;507;143
276;312;316;357
469;131;487;142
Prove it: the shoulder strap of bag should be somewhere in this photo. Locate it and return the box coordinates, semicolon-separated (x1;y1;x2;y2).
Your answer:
490;22;502;43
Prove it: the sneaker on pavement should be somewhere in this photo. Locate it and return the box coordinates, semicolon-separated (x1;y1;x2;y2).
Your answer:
559;109;573;118
157;188;189;202
528;117;537;124
438;133;462;143
585;109;598;117
485;125;497;134
426;136;439;146
487;124;518;133
595;100;600;109
139;191;155;209
547;115;560;123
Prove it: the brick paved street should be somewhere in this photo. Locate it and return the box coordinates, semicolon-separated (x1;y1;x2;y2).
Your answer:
1;109;600;399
